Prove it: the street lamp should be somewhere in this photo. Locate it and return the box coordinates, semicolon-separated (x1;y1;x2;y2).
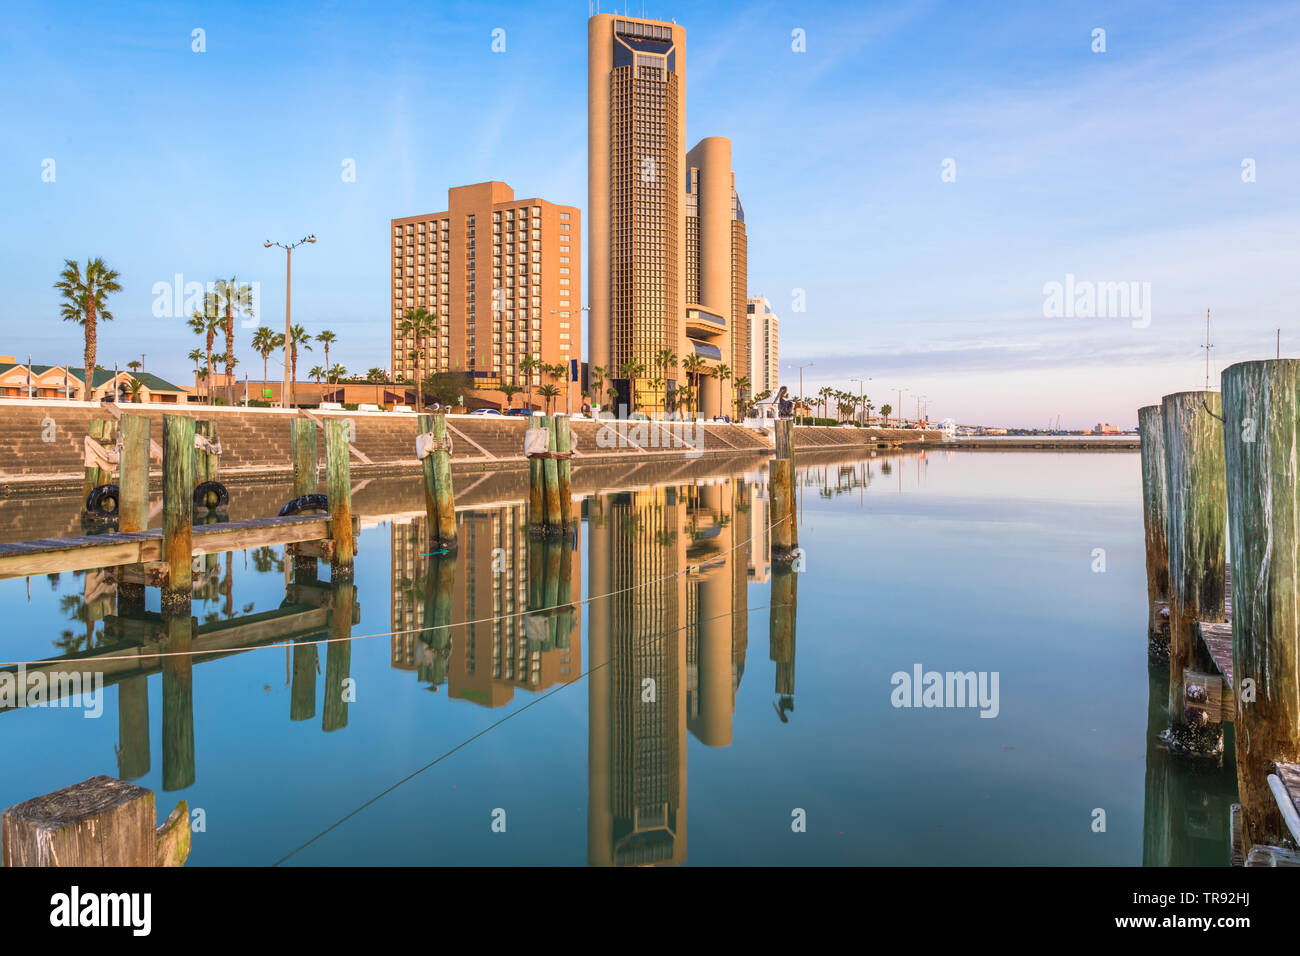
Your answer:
890;386;906;427
850;376;871;425
787;362;813;424
264;235;317;408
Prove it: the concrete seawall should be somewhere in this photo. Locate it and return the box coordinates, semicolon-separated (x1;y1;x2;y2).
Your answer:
0;401;940;497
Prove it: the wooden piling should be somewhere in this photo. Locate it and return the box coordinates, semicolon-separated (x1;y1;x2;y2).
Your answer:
82;419;118;503
555;415;574;528
418;414;457;550
1222;360;1300;849
118;414;150;534
770;459;797;562
543;416;562;534
290;638;318;722
1;775;189;867
1161;390;1226;753
1138;405;1170;656
528;418;546;534
774;417;794;463
324;419;354;575
194;419;219;487
291;418;318;498
162;414;195;603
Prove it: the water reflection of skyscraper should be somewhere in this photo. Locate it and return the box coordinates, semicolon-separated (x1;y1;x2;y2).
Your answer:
588;478;753;866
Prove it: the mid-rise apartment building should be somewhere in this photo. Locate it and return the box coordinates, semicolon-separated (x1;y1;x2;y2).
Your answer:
746;296;779;396
391;182;580;410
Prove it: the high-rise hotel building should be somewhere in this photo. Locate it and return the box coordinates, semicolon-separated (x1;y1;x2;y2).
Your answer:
746;296;779;396
588;14;747;418
391;182;581;409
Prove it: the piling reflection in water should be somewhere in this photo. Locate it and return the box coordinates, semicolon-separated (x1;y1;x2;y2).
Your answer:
1141;660;1239;865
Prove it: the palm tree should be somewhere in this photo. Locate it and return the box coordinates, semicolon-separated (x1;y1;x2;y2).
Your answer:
733;374;751;419
618;358;644;413
310;365;326;386
251;326;279;399
55;257;121;397
880;403;892;426
287;323;312;407
187;348;203;396
818;385;834;422
715;363;731;419
519;355;540;412
126;377;143;403
654;349;677;412
538;383;560;414
213;277;255;405
188;300;223;404
127;360;142;374
329;363;346;383
500;383;520;410
590;365;607;409
316;329;337;371
681;354;706;418
398;307;435;408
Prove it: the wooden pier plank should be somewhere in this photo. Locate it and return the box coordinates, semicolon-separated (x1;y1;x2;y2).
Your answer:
1195;621;1236;722
0;514;339;580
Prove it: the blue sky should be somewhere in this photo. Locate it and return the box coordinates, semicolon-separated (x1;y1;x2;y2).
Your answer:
3;0;1298;427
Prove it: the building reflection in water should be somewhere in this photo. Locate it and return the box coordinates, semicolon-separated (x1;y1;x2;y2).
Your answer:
390;504;581;707
587;477;753;866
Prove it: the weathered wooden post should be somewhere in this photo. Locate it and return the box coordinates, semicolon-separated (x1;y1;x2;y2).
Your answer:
1222;359;1300;850
1161;390;1226;754
289;418;320;577
325;419;355;576
774;417;795;463
322;581;356;732
555;415;574;528
82;418;118;504
418;414;457;551
543;415;562;534
1138;405;1170;657
291;418;318;497
555;534;574;650
118;414;150;534
194;419;219;486
2;776;189;867
162;414;195;606
525;416;549;534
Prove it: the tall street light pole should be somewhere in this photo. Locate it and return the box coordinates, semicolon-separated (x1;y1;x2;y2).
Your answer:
787;362;813;424
264;235;317;408
850;376;870;425
891;386;906;427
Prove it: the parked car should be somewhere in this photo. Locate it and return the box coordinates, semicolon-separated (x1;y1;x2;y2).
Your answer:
505;407;533;417
470;407;503;416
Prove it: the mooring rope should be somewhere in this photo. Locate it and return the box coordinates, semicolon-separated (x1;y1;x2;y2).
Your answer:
268;598;790;867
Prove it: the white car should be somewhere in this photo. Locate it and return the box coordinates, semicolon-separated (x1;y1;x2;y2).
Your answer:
470;408;503;416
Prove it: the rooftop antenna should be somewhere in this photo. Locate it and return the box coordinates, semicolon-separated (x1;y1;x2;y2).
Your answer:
1202;308;1213;390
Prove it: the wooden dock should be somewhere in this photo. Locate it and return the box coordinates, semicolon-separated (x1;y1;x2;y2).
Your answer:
0;514;355;580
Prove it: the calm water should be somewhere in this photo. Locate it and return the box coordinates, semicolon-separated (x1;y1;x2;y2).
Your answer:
0;450;1235;865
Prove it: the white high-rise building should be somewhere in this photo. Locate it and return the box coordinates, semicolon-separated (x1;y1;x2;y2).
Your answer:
747;296;779;396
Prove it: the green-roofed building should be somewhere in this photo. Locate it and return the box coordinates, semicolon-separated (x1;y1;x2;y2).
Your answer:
0;362;190;403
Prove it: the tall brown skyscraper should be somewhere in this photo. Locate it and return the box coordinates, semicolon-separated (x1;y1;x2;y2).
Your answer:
588;14;747;418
